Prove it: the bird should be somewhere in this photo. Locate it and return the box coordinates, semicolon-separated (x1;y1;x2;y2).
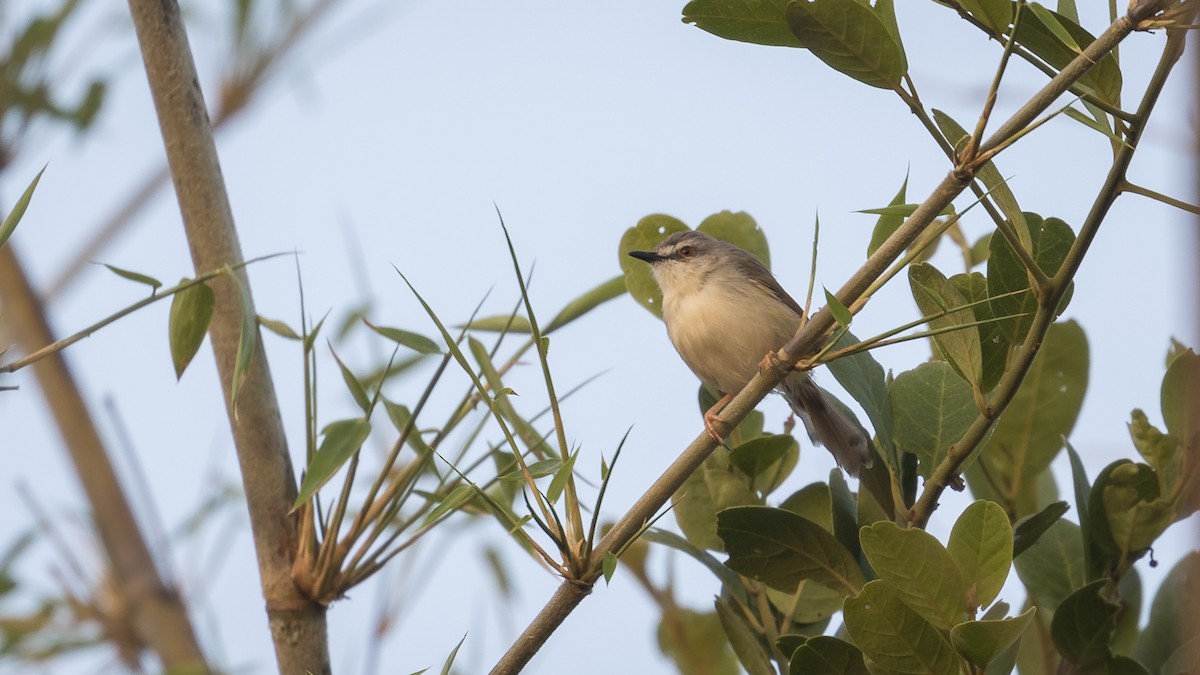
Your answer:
628;230;872;476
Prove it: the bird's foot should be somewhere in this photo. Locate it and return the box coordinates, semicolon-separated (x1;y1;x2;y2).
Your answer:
759;350;791;376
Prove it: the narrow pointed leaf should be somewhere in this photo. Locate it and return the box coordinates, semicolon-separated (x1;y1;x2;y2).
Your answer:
544;275;627;333
292;418;372;509
1011;500;1069;558
168;280;215;379
866;174;907;257
824;288;852;328
227;271;258;414
101;263;162;292
0;166;45;250
258;315;300;340
932;110;1028;245
909;262;983;390
364;319;441;354
330;347;370;413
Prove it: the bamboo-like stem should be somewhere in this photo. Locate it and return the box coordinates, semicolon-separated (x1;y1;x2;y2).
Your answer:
0;245;209;670
489;3;1170;671
123;0;329;671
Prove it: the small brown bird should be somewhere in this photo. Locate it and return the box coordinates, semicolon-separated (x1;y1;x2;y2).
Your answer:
629;230;871;476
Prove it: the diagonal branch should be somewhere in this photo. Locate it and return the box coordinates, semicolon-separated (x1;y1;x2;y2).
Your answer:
488;2;1172;672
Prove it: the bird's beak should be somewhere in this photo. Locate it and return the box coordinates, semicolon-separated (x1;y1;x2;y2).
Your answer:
628;250;665;263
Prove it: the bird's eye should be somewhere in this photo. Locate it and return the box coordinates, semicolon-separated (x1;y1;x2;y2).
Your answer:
678;246;694;258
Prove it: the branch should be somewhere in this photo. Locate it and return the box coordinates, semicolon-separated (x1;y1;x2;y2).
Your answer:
0;245;208;670
910;1;1188;528
489;2;1172;670
123;0;329;671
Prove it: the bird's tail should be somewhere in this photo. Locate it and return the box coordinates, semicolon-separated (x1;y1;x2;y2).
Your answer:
780;373;872;477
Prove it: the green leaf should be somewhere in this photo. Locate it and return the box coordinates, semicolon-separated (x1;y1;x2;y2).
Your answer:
859;521;967;629
1135;552;1200;673
1098;461;1173;557
986;214;1076;343
618;214;690;317
730;434;799;496
460;314;533;333
843;580;959;675
718;506;865;595
0;166;45;250
785;0;907;90
292;418;372;510
949;271;1008;393
657;608;740;675
1011;500;1069;559
948;500;1012;610
1128;410;1178;488
601;550;619;584
967;321;1088;519
828;470;866;573
168;280;214;379
1161;347;1200;462
330;347;371;413
363;319;441;354
788;636;868;675
779;482;833;532
825;330;894;463
1014;6;1122;106
258;315;300;340
544;275;627;333
1013;518;1085;612
643;528;747;592
867;174;908;257
697;210;771;267
932;110;1028;244
227;271;258;415
956;0;1013;34
715;596;775;675
101;263;162;292
383;398;431;456
824;288;852;328
673;448;760;550
545;448;579;504
950;606;1037;669
1051;580;1119;666
438;634;467;675
890;361;977;479
423;485;476;525
682;0;802;48
909;262;983;390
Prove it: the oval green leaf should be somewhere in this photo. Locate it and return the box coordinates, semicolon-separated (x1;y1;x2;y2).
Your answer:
859;521;967;629
948;500;1013;610
843;580;959;675
168;280;214;379
718;506;864;595
785;0;907;90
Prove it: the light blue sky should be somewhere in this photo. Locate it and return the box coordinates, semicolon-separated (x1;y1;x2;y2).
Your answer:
3;1;1196;673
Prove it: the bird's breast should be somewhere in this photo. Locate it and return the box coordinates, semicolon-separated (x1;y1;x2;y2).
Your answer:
663;282;799;394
